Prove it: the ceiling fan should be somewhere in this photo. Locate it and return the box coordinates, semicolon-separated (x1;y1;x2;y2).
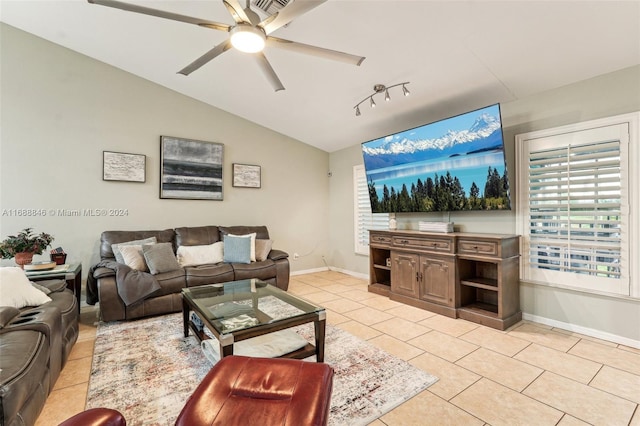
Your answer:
87;0;366;91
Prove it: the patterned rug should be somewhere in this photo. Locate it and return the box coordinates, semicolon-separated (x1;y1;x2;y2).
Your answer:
87;313;438;426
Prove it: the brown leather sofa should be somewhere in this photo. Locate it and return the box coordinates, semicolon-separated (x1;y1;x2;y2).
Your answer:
0;280;79;426
88;225;290;322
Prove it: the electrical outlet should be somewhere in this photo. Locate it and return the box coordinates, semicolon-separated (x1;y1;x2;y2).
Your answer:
293;253;300;260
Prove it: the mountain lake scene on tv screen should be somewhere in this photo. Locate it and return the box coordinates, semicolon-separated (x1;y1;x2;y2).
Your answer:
362;104;511;213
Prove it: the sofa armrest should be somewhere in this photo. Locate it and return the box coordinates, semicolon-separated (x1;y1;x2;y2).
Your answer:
97;276;126;321
93;267;115;279
268;249;289;261
0;306;20;329
2;305;64;386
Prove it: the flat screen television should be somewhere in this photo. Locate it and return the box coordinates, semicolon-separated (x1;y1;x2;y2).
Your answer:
361;103;511;213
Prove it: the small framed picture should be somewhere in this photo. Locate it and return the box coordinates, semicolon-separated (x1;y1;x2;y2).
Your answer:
232;164;261;188
103;151;146;182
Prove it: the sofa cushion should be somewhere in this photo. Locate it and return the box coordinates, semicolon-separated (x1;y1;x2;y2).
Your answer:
176;242;224;267
219;226;270;240
185;264;235;287
0;267;52;309
143;243;180;275
111;237;157;264
223;235;251;264
151;269;187;296
175;226;220;247
232;260;277;281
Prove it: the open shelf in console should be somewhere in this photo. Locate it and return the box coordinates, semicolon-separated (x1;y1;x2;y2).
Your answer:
456;254;520;330
369;242;391;296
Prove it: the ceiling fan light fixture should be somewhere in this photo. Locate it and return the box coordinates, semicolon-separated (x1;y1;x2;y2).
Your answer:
402;84;410;96
230;24;266;53
370;97;376;108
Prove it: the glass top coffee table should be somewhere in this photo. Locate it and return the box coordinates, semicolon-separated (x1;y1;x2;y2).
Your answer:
182;279;326;362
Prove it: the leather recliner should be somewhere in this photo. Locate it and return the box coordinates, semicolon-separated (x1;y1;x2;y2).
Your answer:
0;280;78;426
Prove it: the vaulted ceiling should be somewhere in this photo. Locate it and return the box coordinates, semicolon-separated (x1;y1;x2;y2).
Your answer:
2;0;639;152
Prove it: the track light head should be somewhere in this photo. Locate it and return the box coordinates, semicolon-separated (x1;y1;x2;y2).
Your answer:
355;105;361;116
402;84;410;96
385;89;390;101
370;97;376;108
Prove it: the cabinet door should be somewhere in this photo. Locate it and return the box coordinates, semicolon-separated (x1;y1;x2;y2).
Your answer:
391;252;419;298
419;256;455;307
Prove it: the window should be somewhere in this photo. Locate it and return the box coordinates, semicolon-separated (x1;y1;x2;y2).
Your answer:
354;165;389;255
516;113;639;297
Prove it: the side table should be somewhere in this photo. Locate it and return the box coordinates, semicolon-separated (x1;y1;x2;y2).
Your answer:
26;263;82;313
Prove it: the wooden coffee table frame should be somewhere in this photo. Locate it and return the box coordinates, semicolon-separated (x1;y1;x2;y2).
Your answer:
182;287;326;362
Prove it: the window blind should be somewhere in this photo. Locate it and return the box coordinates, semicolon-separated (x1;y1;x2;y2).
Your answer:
527;140;622;279
516;116;635;297
354;165;389;255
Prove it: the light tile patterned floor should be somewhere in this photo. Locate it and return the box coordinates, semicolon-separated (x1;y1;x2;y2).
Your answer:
36;271;640;425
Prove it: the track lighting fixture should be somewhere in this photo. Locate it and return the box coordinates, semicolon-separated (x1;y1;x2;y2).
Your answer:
353;82;410;116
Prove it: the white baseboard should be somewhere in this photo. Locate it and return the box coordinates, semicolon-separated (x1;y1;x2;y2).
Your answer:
291;266;329;276
291;266;368;281
326;266;368;280
522;313;640;349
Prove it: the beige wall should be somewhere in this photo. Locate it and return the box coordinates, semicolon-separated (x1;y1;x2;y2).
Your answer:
329;65;640;343
0;24;330;275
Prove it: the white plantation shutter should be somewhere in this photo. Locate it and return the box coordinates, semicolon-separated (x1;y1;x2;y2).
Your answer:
517;119;633;296
354;165;389;255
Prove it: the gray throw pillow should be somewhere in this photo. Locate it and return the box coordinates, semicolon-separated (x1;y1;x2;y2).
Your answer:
142;243;180;275
223;235;251;264
112;237;157;264
255;239;273;262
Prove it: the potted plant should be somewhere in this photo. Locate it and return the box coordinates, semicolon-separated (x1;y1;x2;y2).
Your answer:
0;228;54;268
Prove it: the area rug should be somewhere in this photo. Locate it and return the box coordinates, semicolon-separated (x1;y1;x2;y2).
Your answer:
87;313;438;426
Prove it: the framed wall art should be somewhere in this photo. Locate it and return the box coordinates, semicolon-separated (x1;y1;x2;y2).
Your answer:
232;163;261;188
103;151;146;182
160;136;224;200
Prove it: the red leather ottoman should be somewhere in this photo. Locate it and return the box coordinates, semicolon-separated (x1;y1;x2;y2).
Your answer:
175;355;334;426
59;408;126;426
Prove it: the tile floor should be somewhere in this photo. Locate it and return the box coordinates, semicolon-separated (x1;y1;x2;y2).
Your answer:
36;271;640;425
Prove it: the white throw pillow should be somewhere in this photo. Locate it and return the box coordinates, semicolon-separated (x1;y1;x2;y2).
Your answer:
176;241;224;267
0;267;52;308
117;245;148;271
229;233;256;262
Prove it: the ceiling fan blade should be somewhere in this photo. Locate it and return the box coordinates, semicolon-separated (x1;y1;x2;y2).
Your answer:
223;0;249;24
178;40;233;76
254;53;285;92
260;0;327;35
266;37;365;66
88;0;231;32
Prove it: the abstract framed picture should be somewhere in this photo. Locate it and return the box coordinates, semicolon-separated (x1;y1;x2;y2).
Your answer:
103;151;146;183
160;136;224;200
232;163;261;188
